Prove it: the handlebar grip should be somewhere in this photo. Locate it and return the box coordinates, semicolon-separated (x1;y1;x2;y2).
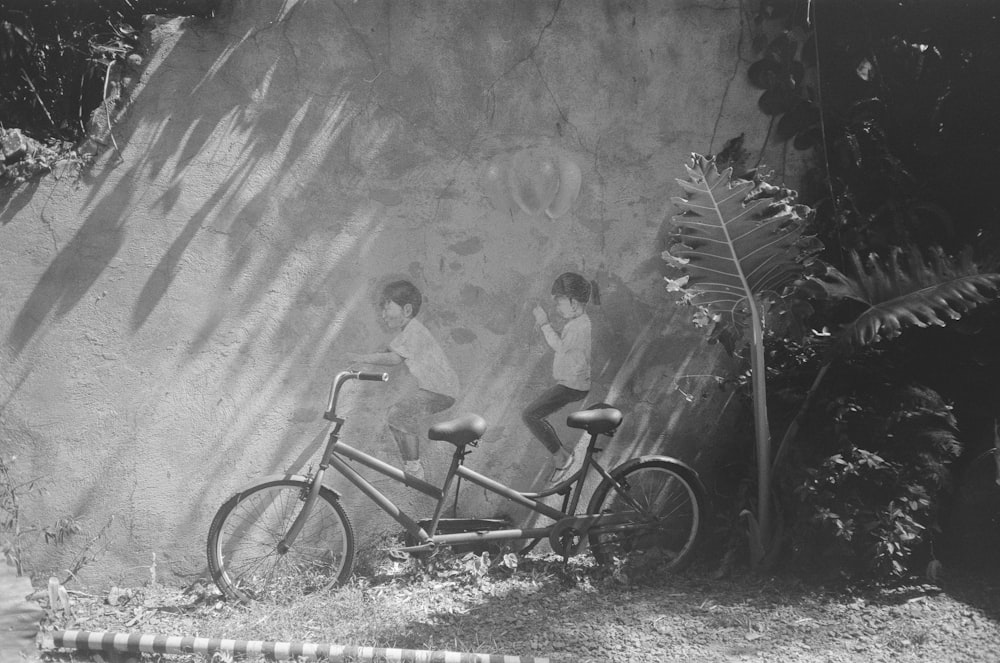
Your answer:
357;372;388;382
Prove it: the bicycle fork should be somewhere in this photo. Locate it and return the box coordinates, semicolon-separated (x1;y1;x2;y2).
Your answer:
276;418;346;554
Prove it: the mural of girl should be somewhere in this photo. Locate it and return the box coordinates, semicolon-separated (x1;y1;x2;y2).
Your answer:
523;272;600;482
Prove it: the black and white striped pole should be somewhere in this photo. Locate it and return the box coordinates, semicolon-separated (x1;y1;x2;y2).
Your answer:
48;629;552;663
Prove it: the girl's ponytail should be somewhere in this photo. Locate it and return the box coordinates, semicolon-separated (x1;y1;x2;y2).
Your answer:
589;279;600;305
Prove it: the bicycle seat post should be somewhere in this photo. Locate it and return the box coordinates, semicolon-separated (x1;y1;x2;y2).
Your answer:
555;431;602;515
578;425;611;475
426;444;469;527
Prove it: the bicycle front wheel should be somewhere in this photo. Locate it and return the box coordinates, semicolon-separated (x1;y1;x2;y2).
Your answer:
586;457;706;571
207;479;355;602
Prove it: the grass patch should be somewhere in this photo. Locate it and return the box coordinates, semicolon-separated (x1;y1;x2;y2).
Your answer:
35;549;1000;663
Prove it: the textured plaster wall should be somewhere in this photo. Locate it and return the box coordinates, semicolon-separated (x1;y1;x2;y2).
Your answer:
0;0;809;586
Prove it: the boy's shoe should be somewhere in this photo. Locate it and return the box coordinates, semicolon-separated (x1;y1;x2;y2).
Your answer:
404;460;425;481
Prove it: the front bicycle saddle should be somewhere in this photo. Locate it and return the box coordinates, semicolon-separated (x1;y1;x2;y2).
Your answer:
566;406;622;436
428;413;487;448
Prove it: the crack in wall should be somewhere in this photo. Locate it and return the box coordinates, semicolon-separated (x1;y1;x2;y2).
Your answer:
333;0;382;80
483;0;563;115
279;14;302;88
532;60;570;128
245;2;297;41
708;0;751;156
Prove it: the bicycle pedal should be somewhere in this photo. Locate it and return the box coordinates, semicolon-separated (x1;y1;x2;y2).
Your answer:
387;549;411;562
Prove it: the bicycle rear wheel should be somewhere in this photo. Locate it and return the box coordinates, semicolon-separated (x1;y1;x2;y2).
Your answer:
586;457;706;571
207;479;355;602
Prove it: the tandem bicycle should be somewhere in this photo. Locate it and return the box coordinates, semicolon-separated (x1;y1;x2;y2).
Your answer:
207;370;707;601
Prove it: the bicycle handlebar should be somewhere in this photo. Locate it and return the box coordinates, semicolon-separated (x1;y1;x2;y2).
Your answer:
325;370;388;420
357;372;389;381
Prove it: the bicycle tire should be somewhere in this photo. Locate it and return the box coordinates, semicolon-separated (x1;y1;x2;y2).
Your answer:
207;479;355;602
586;456;706;571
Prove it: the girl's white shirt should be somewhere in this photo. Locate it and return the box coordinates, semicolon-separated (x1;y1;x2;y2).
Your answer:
541;313;591;391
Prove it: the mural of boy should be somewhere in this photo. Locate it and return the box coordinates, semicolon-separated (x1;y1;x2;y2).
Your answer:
524;272;599;482
348;280;459;481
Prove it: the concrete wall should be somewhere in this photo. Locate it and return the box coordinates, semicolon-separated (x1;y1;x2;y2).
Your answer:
0;0;808;587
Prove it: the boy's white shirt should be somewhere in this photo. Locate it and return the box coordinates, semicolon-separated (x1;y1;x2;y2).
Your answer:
389;317;460;398
541;313;591;391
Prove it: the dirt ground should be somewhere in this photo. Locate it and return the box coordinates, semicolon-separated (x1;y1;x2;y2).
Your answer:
34;553;1000;663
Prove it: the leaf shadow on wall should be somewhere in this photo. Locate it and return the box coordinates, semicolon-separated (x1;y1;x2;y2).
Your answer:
4;2;413;565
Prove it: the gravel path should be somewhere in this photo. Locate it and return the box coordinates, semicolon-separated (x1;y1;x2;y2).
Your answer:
488;574;1000;662
36;556;1000;663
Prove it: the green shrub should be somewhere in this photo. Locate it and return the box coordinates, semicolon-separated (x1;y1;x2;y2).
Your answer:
784;372;960;580
0;1;217;141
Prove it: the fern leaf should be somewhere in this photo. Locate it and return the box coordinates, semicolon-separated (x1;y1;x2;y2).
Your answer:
809;245;1000;348
666;154;817;328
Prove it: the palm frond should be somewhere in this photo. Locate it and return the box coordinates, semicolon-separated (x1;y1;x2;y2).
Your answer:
808;245;1000;349
666;154;818;329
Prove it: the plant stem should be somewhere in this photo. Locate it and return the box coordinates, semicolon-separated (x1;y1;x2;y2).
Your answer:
771;362;831;475
20;68;56;128
747;298;771;565
102;61;124;162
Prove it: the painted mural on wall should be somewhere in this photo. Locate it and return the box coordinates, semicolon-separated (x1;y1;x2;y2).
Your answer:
482;148;582;219
349;147;589;485
348;267;602;488
347;280;459;481
524;272;599;482
0;0;807;586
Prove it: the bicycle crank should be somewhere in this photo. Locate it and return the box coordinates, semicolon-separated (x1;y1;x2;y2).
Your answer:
548;512;639;557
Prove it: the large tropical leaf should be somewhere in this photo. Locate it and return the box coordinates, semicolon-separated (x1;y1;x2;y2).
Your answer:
665;154;818;335
805;245;1000;349
664;154;821;554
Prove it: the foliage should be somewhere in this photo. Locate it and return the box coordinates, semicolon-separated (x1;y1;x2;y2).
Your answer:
745;2;818;150
0;1;217;185
770;244;1000;469
1;1;140;139
0;130;91;187
663;152;1000;575
785;374;961;580
665;154;821;559
748;0;1000;260
753;240;999;580
665;155;820;353
0;454;115;585
0;455;78;577
663;0;1000;578
805;246;1000;351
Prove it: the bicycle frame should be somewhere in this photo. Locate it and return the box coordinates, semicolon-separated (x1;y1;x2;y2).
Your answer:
281;371;644;557
327;434;612;555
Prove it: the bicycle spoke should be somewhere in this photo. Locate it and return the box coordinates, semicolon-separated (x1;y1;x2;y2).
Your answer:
587;460;704;572
208;481;355;602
